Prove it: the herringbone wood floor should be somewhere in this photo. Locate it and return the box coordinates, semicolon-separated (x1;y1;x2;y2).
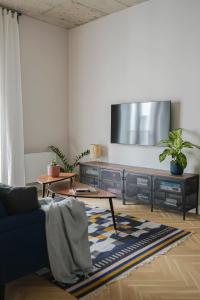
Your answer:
6;198;200;300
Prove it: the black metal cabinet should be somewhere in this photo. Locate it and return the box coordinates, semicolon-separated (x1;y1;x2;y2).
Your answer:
99;168;123;198
79;162;199;219
124;172;152;206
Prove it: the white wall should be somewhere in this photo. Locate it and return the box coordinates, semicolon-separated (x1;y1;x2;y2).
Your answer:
68;0;200;173
19;16;68;154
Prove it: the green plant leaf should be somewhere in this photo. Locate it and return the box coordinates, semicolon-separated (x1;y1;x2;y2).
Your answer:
60;166;65;172
182;141;200;149
158;139;170;144
159;148;171;162
71;149;90;169
177;152;187;169
174;137;183;150
174;128;182;138
48;145;90;172
182;141;194;148
169;128;182;141
48;145;69;169
158;139;172;147
50;159;57;166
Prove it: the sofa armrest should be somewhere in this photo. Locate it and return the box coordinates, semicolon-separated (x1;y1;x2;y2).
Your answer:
0;209;45;234
0;209;49;284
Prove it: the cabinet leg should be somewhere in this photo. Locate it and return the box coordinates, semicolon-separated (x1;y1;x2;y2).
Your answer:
196;206;199;215
0;284;5;300
183;194;186;220
196;193;199;215
123;198;126;205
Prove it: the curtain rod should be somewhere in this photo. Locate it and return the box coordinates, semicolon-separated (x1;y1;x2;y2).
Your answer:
0;5;22;16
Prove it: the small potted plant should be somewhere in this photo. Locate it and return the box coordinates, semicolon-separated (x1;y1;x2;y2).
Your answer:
159;128;200;175
47;159;60;177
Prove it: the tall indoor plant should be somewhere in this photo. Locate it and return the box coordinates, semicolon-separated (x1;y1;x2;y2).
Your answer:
159;128;200;175
48;145;90;173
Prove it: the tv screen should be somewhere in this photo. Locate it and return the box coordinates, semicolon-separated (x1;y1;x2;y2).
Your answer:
111;101;171;146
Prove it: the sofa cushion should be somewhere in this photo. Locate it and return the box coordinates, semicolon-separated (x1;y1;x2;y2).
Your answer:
0;201;7;218
0;185;39;215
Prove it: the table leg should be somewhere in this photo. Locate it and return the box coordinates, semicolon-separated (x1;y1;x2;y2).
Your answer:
42;183;46;198
109;197;117;231
47;183;51;197
151;201;153;212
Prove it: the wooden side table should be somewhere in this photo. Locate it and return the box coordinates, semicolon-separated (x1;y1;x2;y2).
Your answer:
37;173;76;197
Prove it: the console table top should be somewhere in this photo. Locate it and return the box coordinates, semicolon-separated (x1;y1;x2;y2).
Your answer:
80;161;198;180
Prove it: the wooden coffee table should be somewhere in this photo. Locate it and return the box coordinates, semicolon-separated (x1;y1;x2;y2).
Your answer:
48;181;117;230
37;173;76;197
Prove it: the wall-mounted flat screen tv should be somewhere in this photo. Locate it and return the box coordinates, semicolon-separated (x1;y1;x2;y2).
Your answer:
111;101;171;146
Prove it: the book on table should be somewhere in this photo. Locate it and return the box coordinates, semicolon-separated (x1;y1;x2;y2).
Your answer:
73;187;97;194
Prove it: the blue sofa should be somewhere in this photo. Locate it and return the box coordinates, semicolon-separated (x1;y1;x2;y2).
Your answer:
0;193;49;300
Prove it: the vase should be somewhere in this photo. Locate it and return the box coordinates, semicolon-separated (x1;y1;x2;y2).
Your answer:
47;165;60;177
170;161;183;176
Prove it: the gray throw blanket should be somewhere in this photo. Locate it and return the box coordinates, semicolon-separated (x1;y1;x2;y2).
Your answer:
40;197;92;284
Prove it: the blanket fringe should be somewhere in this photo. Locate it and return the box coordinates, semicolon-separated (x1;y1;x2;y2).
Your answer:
80;232;192;299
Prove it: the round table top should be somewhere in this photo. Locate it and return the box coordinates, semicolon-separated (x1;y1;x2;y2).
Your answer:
48;181;117;199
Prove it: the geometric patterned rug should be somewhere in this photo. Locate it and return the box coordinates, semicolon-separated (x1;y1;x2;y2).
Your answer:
40;206;191;299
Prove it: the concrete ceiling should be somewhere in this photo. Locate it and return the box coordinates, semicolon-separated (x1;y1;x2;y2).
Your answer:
0;0;148;29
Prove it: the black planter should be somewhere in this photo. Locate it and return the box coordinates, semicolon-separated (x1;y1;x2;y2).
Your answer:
170;161;184;175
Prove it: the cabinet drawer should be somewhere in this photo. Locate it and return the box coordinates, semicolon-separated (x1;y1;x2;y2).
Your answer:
125;188;151;203
124;172;151;189
100;168;123;182
153;191;182;209
100;180;122;197
100;168;123;197
154;178;182;193
80;166;99;177
80;176;99;187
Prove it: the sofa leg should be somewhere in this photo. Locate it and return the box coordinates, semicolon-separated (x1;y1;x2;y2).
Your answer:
0;284;5;300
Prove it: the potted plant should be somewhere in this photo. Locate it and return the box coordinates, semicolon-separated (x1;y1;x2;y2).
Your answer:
47;159;60;177
159;128;200;175
48;145;90;172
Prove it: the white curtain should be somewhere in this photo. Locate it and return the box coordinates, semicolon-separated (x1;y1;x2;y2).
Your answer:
0;8;25;186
